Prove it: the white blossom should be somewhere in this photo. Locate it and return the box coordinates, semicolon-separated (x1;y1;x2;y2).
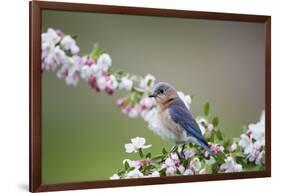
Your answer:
80;65;91;79
107;75;118;90
229;142;237;152
90;64;101;76
177;91;192;109
220;157;242;173
119;76;133;91
177;165;185;174
196;117;207;135
125;169;144;178
110;174;120;180
60;35;80;54
238;134;251;150
207;123;214;132
124;137;152;153
190;157;202;172
128;107;140;118
139;74;155;90
206;157;216;166
183;149;196;159
165;158;175;167
42;46;67;71
239;110;265;163
42;28;60;45
248;110;265;145
183;168;194;175
65;74;79;86
150;171;160;177
56;65;68;79
166;166;176;176
170;153;179;161
97;53;112;71
96;76;107;91
255;150;265;165
123;159;138;168
140;97;155;109
199;168;207;174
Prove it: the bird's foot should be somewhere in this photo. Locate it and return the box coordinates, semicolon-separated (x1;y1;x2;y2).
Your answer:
180;144;186;157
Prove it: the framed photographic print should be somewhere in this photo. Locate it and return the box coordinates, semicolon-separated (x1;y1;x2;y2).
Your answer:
30;1;271;192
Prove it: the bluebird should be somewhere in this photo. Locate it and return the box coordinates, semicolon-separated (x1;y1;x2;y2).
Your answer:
149;82;212;155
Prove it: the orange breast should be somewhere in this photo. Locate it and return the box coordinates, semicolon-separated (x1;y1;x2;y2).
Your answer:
158;107;185;142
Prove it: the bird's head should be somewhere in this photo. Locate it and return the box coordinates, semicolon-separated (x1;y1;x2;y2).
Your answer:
149;82;178;104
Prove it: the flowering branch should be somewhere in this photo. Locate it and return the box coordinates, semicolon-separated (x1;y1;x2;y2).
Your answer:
41;28;265;179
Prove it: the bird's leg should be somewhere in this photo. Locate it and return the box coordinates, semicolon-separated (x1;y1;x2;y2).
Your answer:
180;144;186;157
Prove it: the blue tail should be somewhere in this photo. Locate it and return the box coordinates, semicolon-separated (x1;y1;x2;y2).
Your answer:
196;139;213;156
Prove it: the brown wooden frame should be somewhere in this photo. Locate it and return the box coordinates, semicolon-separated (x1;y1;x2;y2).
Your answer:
30;0;271;192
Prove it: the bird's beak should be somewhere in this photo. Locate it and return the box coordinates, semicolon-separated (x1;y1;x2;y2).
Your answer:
149;94;156;98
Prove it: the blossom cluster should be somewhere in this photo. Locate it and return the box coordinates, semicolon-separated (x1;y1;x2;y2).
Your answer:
238;111;265;165
111;135;243;179
42;28;81;86
110;106;264;179
42;28;134;95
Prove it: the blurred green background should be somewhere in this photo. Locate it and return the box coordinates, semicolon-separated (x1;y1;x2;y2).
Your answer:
42;10;265;184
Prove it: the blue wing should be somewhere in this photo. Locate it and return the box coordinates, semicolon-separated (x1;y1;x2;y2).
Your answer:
168;97;212;154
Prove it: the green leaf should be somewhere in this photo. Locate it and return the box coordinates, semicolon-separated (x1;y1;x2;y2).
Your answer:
124;161;130;171
210;132;215;143
71;35;78;40
117;170;125;176
128;167;135;172
146;164;153;169
90;44;106;60
235;151;245;158
205;165;213;174
212;117;219;127
138;148;144;158
146;152;151;158
211;163;219;174
182;159;189;168
132;87;145;94
162;148;168;155
215;152;226;164
241;125;248;133
151;154;165;161
216;129;224;141
235;156;247;167
223;139;232;148
190;94;195;100
204;102;210;116
159;168;166;176
147;79;153;87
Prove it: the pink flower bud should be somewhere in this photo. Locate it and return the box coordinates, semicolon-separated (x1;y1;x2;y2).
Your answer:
175;162;181;167
105;87;114;95
125;104;133;113
247;129;253;137
84;59;94;66
88;76;100;92
116;98;125;108
55;29;63;36
210;144;224;154
88;76;97;89
146;159;152;165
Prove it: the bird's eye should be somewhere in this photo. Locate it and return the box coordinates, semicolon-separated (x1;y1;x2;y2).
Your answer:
159;89;164;94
